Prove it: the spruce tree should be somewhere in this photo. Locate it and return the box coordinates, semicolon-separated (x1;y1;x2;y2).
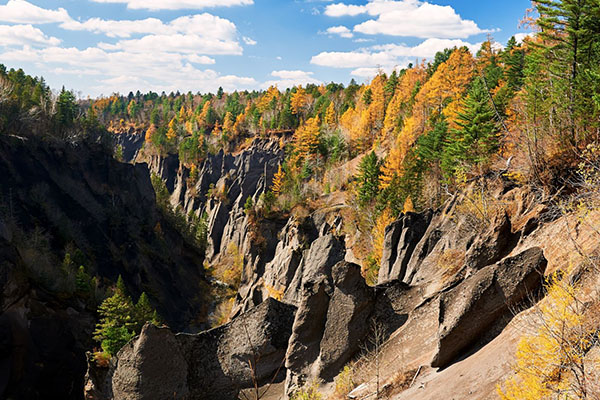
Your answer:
356;151;381;206
442;77;499;176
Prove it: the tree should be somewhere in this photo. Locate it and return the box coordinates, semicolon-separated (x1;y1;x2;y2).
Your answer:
291;86;310;117
325;102;336;128
498;271;600;399
356;151;381;206
55;86;78;129
272;164;285;196
293;116;320;164
94;276;160;356
442;76;499;177
93;276;136;355
535;0;600;144
166;117;177;140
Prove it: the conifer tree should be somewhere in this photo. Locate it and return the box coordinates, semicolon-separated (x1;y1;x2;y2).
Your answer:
356;151;381;206
442;77;499;176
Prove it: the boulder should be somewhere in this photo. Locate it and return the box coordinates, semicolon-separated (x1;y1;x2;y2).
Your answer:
431;247;547;368
109;298;296;400
111;324;188;400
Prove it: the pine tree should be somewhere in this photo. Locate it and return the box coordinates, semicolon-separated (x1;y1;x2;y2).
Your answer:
94;277;160;356
442;77;499;176
55;87;78;128
356;151;381;206
535;0;600;143
93;276;136;355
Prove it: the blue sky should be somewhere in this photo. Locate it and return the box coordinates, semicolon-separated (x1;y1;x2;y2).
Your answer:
0;0;532;97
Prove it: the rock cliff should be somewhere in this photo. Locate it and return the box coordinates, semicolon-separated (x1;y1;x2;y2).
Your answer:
99;138;555;399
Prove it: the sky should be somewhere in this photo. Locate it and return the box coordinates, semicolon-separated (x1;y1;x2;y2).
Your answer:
0;0;533;97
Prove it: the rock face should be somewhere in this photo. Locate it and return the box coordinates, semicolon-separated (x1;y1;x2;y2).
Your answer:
106;298;296;400
432;247;547;368
114;129;145;163
0;135;207;399
104;134;556;400
285;261;374;387
378;211;433;285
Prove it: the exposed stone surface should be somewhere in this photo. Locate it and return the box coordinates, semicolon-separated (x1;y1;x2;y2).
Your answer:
464;211;519;271
284;258;374;395
378;211;433;285
0;135;208;399
431;247;547;368
106;298;296;400
112;324;188;400
114;129;145;163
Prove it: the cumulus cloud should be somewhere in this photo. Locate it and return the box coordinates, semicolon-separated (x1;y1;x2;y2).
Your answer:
62;13;239;40
311;38;480;70
325;26;353;38
64;13;243;56
0;24;61;47
0;0;70;24
325;0;490;39
89;0;253;11
0;6;251;94
262;70;322;89
1;45;256;95
243;36;257;45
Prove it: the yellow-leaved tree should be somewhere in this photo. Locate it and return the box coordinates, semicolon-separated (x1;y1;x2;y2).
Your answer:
291;86;310;117
272;164;285;196
292;116;320;166
257;86;279;113
380;48;474;189
325;102;336;128
497;271;600;399
166;117;177;140
222;111;234;135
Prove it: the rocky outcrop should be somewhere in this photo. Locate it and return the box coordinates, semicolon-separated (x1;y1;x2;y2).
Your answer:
114;129;145;163
431;247;547;368
378;211;433;285
104;298;296;400
0;135;207;399
284;248;375;394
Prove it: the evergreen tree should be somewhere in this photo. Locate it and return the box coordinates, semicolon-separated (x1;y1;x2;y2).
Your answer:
55;87;78;128
356;151;381;206
93;277;160;356
535;0;600;143
502;36;526;91
442;77;499;176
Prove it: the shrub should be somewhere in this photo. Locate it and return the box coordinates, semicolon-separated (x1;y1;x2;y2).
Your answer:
334;365;356;396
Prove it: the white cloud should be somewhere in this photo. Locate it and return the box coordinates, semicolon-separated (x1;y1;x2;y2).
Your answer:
262;70;321;89
0;24;61;47
0;0;70;24
61;17;166;38
186;54;216;64
325;0;489;39
62;13;243;56
311;50;395;68
89;0;253;11
99;33;242;55
351;67;388;77
514;32;534;43
1;45;256;95
311;38;479;69
62;13;238;40
325;26;353;38
243;36;257;45
324;3;366;17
